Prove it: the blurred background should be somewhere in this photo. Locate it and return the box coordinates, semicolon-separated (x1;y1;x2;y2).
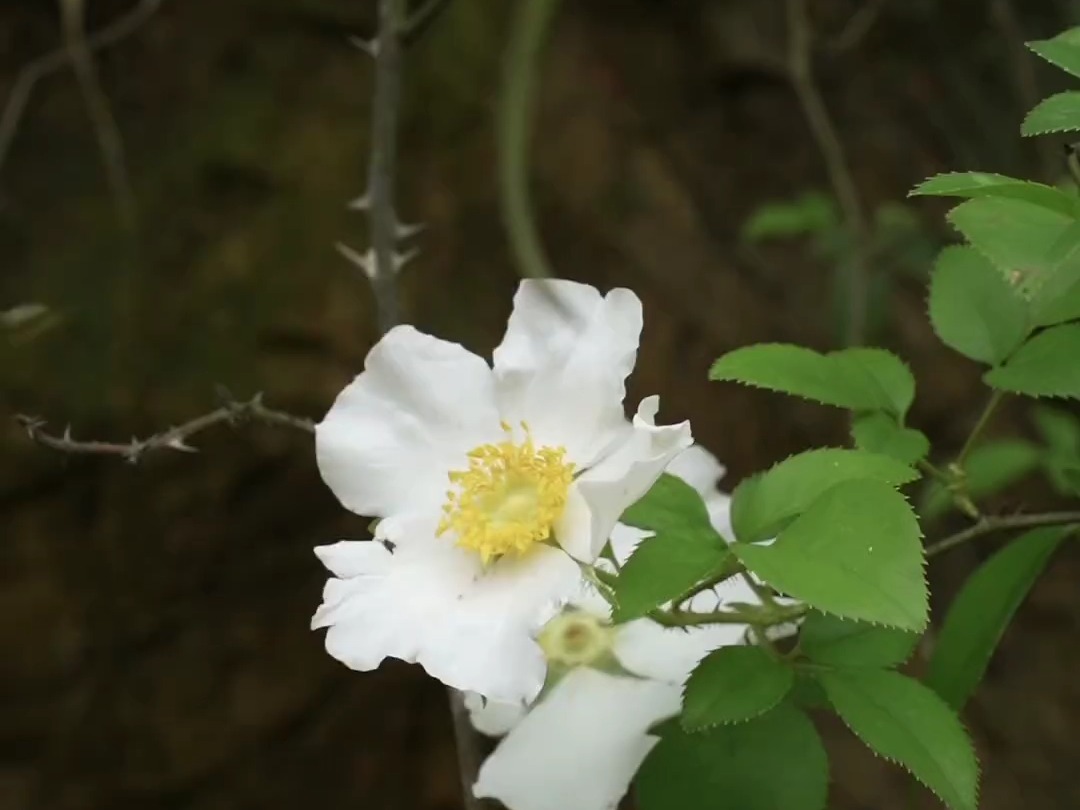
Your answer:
3;0;1080;808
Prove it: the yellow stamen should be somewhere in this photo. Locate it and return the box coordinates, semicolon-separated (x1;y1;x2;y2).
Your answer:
438;423;574;564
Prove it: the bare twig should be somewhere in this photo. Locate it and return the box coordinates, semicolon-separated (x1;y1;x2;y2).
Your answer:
16;393;314;463
0;0;162;179
786;0;869;346
926;511;1080;557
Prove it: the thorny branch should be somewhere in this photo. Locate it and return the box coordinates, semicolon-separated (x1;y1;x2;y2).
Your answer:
339;0;418;336
16;393;314;463
786;0;870;347
0;0;162;179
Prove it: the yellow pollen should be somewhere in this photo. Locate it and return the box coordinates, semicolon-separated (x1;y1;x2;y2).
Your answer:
438;423;574;564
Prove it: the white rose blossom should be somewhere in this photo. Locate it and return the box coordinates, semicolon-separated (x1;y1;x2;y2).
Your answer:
311;279;693;703
466;446;764;810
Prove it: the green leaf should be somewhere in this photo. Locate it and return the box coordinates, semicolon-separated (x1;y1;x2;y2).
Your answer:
682;646;794;729
789;671;831;710
800;611;920;668
818;669;979;810
912;172;1079;217
621;473;720;536
734;479;928;630
851;412;930;465
637;705;828;810
1033;404;1080;453
1033;405;1080;495
614;473;732;621
921;439;1041;520
1033;221;1080;321
947;197;1073;299
928;245;1030;364
1028;28;1080;79
614;536;730;623
927;528;1068;710
731;448;918;543
832;347;916;417
742;191;839;242
1022;91;1080;136
985;323;1080;399
1034;276;1080;326
710;344;913;416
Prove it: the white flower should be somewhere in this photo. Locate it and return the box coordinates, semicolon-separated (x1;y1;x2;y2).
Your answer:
311;280;693;703
467;446;761;810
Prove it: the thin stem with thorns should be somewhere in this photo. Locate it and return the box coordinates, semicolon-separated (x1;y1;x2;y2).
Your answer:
16;393;314;463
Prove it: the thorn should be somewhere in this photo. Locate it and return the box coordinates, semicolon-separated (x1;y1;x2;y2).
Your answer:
63;425;72;442
125;439;142;464
349;35;380;58
167;437;198;453
348;192;372;211
393;247;419;273
394;216;425;240
337;242;377;279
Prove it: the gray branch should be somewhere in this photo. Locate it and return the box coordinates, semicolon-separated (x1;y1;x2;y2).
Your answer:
16;393;314;463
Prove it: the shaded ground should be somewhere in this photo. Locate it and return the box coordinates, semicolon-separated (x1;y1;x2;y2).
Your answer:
2;1;1079;808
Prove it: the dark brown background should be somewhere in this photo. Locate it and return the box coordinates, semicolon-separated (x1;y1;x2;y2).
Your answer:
2;1;1079;808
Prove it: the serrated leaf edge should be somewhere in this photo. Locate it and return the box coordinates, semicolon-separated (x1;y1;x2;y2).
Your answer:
822;674;981;810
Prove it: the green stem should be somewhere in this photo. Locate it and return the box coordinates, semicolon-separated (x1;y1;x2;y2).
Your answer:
498;0;561;279
650;602;808;629
926;510;1080;557
956;390;1005;467
670;556;743;608
917;458;951;486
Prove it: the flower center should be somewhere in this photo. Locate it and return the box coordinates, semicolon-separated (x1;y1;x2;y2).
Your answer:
537;611;614;667
438;423;574;564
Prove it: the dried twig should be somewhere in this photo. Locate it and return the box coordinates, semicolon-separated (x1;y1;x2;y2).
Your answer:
786;0;869;346
16;393;314;463
0;0;162;179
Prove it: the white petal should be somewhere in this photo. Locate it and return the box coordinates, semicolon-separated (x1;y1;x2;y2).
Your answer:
315;325;501;520
493;280;643;466
707;492;736;543
312;527;583;703
465;692;526;737
615;621;748;686
664;445;726;496
553;484;593;561
573;396;693;561
473;669;679;810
